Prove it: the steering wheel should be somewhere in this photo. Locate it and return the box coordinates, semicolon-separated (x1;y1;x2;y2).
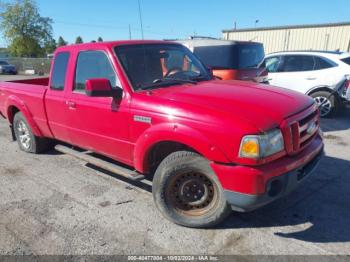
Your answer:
164;67;183;78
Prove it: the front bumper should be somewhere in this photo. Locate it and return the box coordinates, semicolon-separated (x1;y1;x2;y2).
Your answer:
211;135;324;212
224;149;323;212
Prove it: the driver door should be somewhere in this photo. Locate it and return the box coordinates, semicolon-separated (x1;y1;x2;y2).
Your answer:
65;49;132;164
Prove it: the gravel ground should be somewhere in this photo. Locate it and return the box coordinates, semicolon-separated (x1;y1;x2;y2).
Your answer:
0;75;350;255
0;74;47;82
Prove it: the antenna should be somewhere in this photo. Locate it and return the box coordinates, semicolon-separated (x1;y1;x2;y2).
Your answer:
129;24;132;40
255;19;259;28
138;0;144;39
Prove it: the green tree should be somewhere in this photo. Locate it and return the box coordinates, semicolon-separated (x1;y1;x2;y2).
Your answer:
75;36;83;44
57;36;67;47
44;38;57;54
9;36;43;57
97;37;103;42
0;0;54;57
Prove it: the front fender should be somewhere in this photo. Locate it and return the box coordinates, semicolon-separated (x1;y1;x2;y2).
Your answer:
133;122;230;173
5;95;43;137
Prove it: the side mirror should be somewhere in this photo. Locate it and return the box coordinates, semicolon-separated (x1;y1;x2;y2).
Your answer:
206;66;222;80
207;66;222;80
206;66;213;76
86;78;123;98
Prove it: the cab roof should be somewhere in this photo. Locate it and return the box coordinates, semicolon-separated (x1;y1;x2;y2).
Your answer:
55;40;180;53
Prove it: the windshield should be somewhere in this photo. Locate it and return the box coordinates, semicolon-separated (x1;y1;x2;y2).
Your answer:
114;44;211;90
0;61;9;65
193;43;265;69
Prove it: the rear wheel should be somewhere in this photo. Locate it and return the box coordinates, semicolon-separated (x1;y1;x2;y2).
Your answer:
310;91;339;118
13;112;51;153
152;151;231;228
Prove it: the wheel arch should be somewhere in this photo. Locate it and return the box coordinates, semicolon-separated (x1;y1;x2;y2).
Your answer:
306;85;334;96
133;123;230;175
5;96;43;137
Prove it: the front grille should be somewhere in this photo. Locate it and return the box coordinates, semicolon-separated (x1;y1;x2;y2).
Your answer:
281;106;320;155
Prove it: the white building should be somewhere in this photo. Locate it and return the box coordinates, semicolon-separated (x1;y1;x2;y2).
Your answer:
222;22;350;54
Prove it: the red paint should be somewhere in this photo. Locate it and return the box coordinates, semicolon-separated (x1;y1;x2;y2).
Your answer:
0;40;323;195
9;77;49;86
85;78;110;92
211;136;323;194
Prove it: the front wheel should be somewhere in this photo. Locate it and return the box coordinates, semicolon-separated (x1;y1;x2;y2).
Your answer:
310;91;339;118
152;151;231;228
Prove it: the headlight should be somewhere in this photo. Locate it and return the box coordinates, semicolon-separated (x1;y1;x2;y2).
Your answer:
239;129;284;159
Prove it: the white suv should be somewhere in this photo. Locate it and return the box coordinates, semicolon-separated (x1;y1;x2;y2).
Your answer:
265;51;350;117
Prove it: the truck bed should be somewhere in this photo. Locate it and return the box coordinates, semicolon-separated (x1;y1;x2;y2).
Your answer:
7;77;49;86
0;77;50;137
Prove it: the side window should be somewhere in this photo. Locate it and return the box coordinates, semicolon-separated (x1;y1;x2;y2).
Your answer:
282;55;315;72
265;56;281;73
50;52;70;91
314;56;337;70
74;51;118;93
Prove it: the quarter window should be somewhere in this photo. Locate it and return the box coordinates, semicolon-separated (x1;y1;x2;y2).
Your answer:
50;52;70;91
341;56;350;65
314;56;336;70
74;51;118;93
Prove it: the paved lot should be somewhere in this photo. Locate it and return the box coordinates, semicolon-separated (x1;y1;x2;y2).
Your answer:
0;74;47;82
0;75;350;255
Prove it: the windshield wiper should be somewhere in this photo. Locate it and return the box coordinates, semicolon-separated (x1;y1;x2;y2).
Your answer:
190;74;210;82
245;64;259;68
140;78;197;90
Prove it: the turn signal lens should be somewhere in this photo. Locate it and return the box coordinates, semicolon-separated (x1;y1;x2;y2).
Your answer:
239;129;284;159
240;137;260;158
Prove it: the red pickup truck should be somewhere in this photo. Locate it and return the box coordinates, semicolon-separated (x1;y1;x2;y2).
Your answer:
0;40;323;228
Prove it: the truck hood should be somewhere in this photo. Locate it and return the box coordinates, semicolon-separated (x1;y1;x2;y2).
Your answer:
148;80;314;131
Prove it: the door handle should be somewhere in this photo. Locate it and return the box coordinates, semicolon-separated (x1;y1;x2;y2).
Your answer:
306;77;317;80
65;101;76;110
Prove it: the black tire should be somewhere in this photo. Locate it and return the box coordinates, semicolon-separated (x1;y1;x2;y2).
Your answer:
152;151;231;228
310;91;339;118
13;112;51;153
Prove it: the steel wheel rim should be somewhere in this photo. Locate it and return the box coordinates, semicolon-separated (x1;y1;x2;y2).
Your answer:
314;96;332;117
166;171;219;217
17;121;31;150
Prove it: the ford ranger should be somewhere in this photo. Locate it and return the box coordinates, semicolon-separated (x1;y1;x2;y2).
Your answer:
0;40;324;228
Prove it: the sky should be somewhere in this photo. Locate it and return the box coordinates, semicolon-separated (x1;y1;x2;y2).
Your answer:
1;0;350;47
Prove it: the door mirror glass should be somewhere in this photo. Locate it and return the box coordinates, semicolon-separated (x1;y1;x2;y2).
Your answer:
86;78;123;98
